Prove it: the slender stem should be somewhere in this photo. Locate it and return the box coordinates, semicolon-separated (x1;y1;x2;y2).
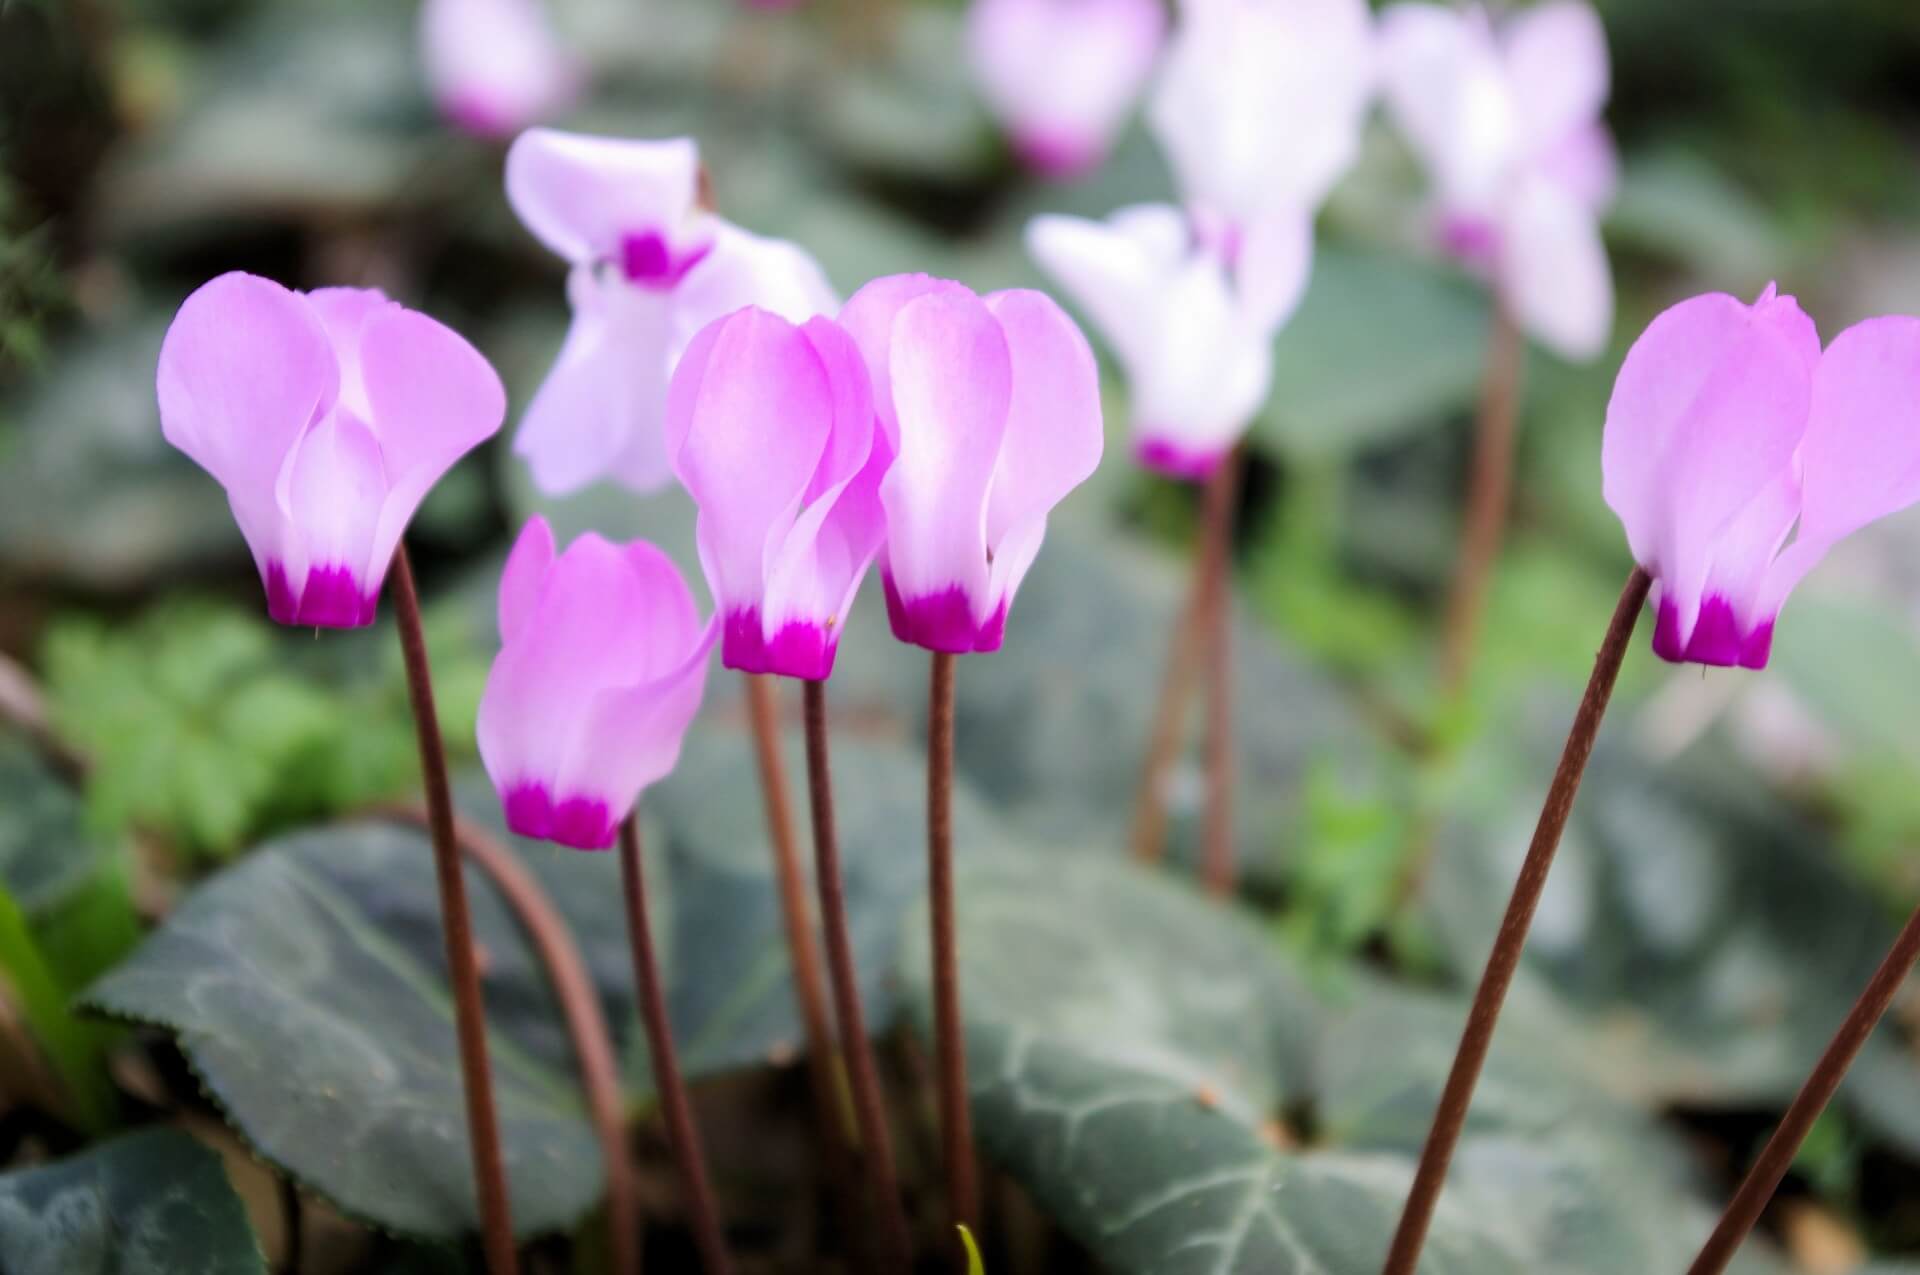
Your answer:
1381;566;1650;1275
742;675;874;1270
390;548;518;1275
618;818;732;1275
928;652;978;1253
375;806;639;1275
1131;502;1218;866
1439;304;1526;697
1689;898;1920;1274
801;681;915;1267
1198;454;1244;899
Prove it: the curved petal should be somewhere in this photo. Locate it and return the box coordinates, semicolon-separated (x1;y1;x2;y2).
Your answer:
665;307;832;621
879;288;1013;623
672;220;839;358
420;0;579;140
359;303;508;574
1234;204;1314;332
839;272;973;444
498;515;556;646
1535;121;1620;214
1498;175;1613;362
1501;1;1608;167
1767;315;1920;600
305;287;397;419
1130;254;1271;476
1601;286;1817;611
504;128;703;265
279;410;391;626
156;272;339;498
982;289;1103;612
515;267;676;495
1025;208;1172;369
1378;3;1514;214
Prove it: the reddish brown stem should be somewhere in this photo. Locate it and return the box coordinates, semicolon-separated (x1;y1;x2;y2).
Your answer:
928;652;978;1256
1439;305;1526;696
1689;897;1920;1273
618;817;732;1275
390;549;518;1275
742;675;874;1269
1132;508;1218;866
376;805;638;1275
800;680;915;1267
1381;566;1650;1275
1198;455;1244;899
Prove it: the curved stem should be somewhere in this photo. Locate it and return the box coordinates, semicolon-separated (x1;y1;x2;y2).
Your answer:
1689;900;1920;1274
801;680;915;1267
618;817;731;1275
375;803;639;1275
1439;304;1525;697
1381;566;1649;1275
927;653;977;1254
1198;454;1244;899
390;548;517;1275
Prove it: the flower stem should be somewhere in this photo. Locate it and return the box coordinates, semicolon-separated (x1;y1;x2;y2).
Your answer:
1381;565;1649;1275
390;547;518;1275
1198;453;1244;899
618;817;732;1275
1439;303;1526;697
743;674;874;1269
927;652;978;1251
801;680;915;1268
1689;898;1920;1273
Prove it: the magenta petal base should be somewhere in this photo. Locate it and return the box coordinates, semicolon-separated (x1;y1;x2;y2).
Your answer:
882;576;1006;654
1134;436;1228;482
620;230;712;290
266;563;379;628
1011;130;1100;182
502;783;619;850
1651;594;1774;670
721;609;839;681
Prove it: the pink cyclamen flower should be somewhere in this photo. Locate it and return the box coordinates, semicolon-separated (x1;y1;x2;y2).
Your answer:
1379;2;1617;360
1603;286;1920;669
667;308;889;681
840;274;1104;653
419;0;579;140
967;0;1166;180
1147;0;1373;245
1028;202;1307;479
477;517;716;849
157;273;505;628
506;128;839;495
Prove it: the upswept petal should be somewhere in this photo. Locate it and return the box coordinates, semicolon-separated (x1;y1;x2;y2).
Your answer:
1499;175;1613;361
156;273;339;497
839;273;975;444
305;287;397;420
1378;3;1515;214
419;0;577;139
504;128;703;265
498;515;556;646
880;289;1014;610
515;265;677;495
1535;122;1620;214
1500;1;1608;166
562;622;715;843
1234;204;1314;332
672;221;840;352
1024;209;1170;367
279;410;391;625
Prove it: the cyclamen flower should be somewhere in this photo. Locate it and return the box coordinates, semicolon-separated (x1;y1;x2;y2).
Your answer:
1028;203;1307;478
477;517;716;849
1603;287;1920;669
506;128;838;495
967;0;1165;180
1147;0;1373;246
156;273;505;628
667;309;888;680
840;274;1104;653
1379;1;1616;359
419;0;579;139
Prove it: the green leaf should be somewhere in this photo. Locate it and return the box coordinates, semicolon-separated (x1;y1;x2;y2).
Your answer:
0;1127;266;1275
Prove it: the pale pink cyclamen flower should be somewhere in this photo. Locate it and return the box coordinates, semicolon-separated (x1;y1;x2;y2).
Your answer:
967;0;1166;180
506;128;839;495
157;273;505;628
419;0;580;140
667;308;889;680
477;517;716;849
1380;1;1617;360
840;274;1104;653
1147;0;1374;251
1603;286;1920;669
1027;203;1307;478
